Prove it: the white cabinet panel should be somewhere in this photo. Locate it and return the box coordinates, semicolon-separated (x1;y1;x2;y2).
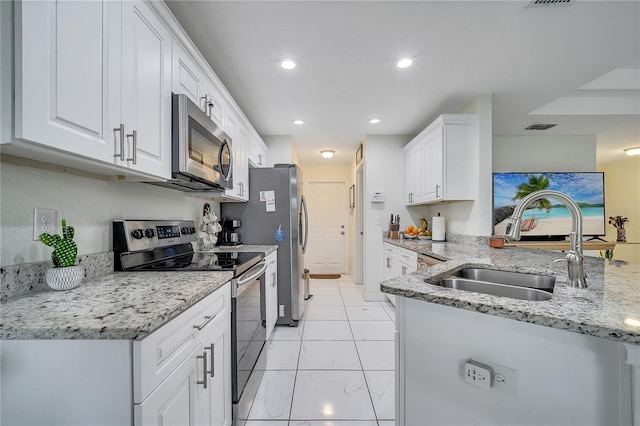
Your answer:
120;0;172;179
224;110;249;201
15;0;113;163
265;251;278;339
249;135;268;168
201;314;232;426
404;114;477;205
135;346;201;426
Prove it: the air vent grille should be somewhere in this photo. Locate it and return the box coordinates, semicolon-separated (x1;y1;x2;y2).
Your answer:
528;0;571;6
525;123;558;131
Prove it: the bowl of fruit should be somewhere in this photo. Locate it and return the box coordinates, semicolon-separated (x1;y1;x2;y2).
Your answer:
403;225;419;239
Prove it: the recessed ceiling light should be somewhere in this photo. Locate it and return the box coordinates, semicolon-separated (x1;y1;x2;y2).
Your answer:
320;149;335;159
624;146;640;156
279;58;297;70
395;57;414;69
293;120;304;125
369;118;381;124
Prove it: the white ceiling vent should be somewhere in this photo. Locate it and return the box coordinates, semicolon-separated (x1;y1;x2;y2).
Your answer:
528;0;572;6
525;123;558;130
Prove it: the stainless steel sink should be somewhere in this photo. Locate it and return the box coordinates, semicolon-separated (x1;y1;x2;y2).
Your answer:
454;268;555;291
437;278;553;301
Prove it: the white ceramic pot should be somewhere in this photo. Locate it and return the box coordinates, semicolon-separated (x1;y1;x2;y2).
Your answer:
45;265;84;291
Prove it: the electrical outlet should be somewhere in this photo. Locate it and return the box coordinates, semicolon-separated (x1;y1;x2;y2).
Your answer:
34;208;56;240
463;358;518;395
464;360;493;389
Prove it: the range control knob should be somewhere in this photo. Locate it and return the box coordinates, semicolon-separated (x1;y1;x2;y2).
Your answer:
189;227;196;234
144;228;155;239
131;229;144;240
181;227;188;235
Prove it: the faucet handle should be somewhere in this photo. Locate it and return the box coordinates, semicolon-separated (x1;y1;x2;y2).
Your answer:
553;258;566;264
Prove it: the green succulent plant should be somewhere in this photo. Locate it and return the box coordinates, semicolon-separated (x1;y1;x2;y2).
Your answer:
39;219;78;267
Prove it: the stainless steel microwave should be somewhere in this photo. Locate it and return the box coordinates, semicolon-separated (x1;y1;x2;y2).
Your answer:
151;93;232;191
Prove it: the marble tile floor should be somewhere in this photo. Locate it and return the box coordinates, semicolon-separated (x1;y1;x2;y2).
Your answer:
238;275;396;426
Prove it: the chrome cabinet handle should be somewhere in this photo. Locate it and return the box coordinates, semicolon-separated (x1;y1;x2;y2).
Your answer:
258;154;263;166
435;185;440;198
386;257;391;268
126;130;137;165
197;351;208;388
113;124;125;161
207;101;214;117
402;266;407;275
271;272;277;287
204;343;215;378
193;314;216;331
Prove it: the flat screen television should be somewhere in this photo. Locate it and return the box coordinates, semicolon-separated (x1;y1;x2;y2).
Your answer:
493;172;605;240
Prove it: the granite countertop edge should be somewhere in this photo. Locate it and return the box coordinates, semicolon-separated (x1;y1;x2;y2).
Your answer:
0;271;234;341
381;238;640;345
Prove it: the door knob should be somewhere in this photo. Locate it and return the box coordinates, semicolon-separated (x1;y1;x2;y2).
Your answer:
341;225;345;228
341;231;345;235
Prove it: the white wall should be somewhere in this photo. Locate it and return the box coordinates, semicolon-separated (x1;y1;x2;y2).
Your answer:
263;135;298;166
0;156;216;266
493;135;597;172
362;135;412;301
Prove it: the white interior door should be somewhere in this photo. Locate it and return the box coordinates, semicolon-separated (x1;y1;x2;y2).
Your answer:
306;181;348;274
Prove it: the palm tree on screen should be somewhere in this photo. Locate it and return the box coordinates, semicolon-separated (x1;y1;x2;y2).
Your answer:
511;174;551;230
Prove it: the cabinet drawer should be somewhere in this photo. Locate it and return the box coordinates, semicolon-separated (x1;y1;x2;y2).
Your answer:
384;243;399;257
398;248;417;265
133;282;231;403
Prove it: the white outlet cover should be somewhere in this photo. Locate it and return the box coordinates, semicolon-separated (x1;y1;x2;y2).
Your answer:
34;208;56;240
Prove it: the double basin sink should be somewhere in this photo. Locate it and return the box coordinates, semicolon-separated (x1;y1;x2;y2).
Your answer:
431;268;555;301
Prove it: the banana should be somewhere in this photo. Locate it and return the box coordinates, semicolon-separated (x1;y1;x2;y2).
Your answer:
420;218;428;230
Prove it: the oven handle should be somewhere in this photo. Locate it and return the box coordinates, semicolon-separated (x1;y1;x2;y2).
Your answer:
236;261;267;286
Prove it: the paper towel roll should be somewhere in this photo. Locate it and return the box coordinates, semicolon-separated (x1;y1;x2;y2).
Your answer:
432;215;446;241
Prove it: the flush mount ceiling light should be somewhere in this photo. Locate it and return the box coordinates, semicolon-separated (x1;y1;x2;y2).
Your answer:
394;57;415;69
624;146;640;156
279;58;297;70
320;149;335;159
369;118;381;124
293;119;304;125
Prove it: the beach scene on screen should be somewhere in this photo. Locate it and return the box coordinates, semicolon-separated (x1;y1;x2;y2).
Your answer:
493;173;605;237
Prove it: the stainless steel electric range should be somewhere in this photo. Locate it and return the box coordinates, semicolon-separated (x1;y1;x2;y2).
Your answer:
113;219;267;417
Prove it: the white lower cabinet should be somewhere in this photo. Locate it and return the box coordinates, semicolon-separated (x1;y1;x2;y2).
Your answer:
383;243;417;306
265;251;278;339
0;283;232;426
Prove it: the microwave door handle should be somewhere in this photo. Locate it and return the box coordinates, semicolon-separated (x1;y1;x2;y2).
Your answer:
220;139;232;182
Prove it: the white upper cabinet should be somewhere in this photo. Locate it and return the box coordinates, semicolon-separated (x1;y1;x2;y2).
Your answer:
15;0;114;163
119;0;172;179
14;0;171;180
172;41;226;129
248;134;268;168
404;114;477;205
224;110;249;201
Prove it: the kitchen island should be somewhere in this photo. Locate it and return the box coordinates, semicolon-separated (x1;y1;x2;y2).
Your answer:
381;237;639;425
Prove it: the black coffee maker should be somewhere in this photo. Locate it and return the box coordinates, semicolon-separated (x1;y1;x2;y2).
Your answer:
218;218;242;246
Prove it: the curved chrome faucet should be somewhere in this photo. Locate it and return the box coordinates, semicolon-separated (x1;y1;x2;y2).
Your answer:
504;190;587;288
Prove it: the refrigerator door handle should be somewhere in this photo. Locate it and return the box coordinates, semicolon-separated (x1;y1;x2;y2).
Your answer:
301;195;309;254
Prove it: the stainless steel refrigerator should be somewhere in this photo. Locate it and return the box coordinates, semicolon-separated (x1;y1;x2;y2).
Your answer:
221;164;309;326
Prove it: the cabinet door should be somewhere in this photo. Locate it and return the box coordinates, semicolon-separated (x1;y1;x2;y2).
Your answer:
265;252;278;339
135;346;205;426
421;126;443;202
172;42;203;106
404;141;421;205
224;111;249;200
120;0;172;179
201;315;232;426
249;136;268;167
15;0;115;163
201;80;226;128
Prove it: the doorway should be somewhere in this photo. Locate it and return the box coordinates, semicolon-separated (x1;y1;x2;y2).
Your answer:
306;181;348;274
355;164;364;285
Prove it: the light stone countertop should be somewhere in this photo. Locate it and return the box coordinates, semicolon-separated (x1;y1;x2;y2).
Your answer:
381;238;640;345
0;271;233;340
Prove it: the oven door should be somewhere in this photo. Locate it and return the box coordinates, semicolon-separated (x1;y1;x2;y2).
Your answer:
231;261;267;405
173;93;233;189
